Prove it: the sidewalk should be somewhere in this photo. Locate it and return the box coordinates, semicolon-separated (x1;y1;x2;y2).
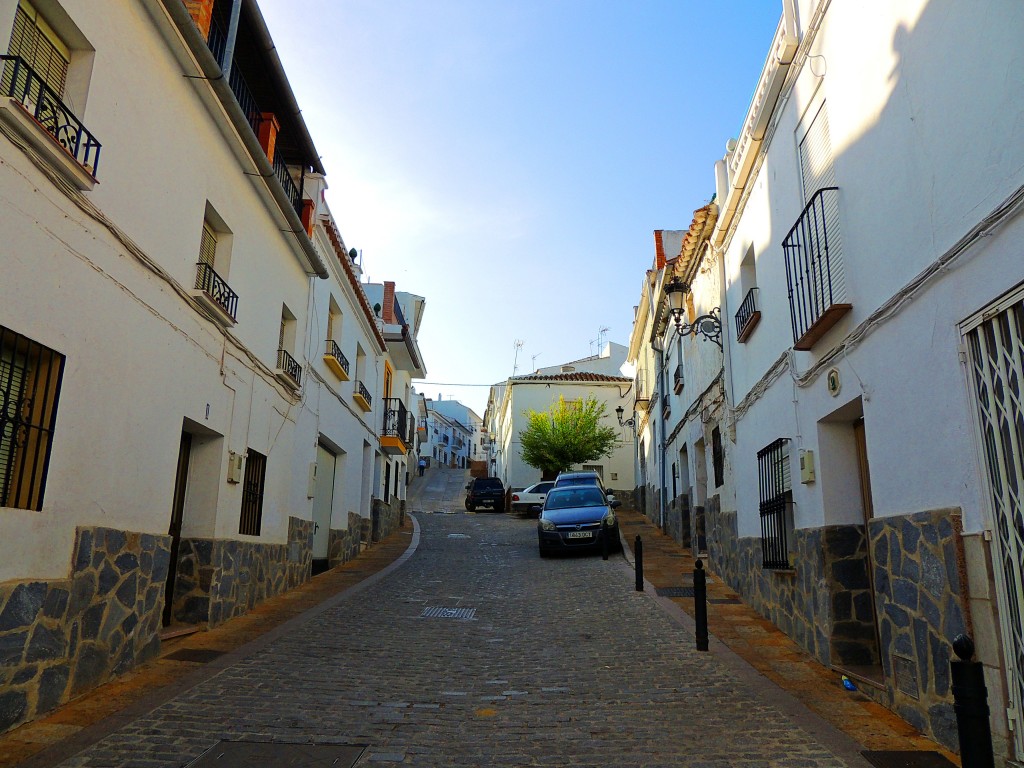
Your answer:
614;506;961;766
0;519;416;768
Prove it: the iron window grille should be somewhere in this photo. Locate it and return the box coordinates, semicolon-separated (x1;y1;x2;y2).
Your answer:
324;339;349;374
673;364;684;394
355;380;372;408
194;262;238;322
735;287;761;342
239;449;266;536
757;438;793;569
0;55;101;175
0;326;64;511
276;348;301;387
782;187;846;348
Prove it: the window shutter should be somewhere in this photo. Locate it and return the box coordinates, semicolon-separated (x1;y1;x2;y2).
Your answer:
0;350;27;496
798;101;846;305
6;4;70;97
198;223;217;267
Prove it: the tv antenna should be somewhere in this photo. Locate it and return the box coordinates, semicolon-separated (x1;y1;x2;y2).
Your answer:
531;353;541;372
512;339;524;375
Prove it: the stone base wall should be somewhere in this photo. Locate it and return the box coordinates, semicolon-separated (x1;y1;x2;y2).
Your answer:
370;498;404;543
663;494;691;549
170;516;312;627
0;527;171;734
328;512;366;568
707;501;966;752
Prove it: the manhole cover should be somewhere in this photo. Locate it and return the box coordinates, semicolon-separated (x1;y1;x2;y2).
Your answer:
188;740;365;767
655;587;695;598
860;751;958;768
421;607;476;619
166;648;226;663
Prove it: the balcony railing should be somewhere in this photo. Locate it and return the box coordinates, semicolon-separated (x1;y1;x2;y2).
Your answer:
735;287;761;343
673;365;684;394
782;187;850;350
355;380;372;409
195;262;238;322
382;398;408;444
324;339;349;376
273;153;302;214
276;348;302;388
1;56;101;175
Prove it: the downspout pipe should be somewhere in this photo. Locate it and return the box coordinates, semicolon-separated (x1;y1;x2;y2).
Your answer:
221;0;242;81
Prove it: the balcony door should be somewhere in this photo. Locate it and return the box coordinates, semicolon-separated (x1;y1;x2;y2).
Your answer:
312;443;337;575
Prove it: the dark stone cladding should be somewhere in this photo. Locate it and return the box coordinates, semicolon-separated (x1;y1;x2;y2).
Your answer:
170;516;313;627
327;512;365;568
0;527;171;734
705;501;966;752
370;497;405;544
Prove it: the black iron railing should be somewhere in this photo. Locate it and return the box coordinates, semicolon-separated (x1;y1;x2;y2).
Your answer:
673;364;683;393
735;287;760;341
324;339;349;375
758;438;791;569
273;153;302;214
195;262;238;321
1;56;101;176
782;187;841;345
382;398;408;444
276;348;302;387
355;380;372;408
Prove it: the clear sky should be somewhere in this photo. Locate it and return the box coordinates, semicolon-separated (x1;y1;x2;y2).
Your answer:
259;1;783;416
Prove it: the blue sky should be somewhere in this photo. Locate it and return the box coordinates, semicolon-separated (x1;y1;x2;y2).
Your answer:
259;1;783;416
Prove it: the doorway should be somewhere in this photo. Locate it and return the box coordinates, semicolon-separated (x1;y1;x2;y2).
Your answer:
312;443;337;575
164;431;192;626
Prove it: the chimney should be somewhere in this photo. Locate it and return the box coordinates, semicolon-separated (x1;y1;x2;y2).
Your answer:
654;230;666;270
183;0;215;42
257;112;280;163
382;282;396;324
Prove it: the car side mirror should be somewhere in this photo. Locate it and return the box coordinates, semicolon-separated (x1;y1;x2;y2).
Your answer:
611;500;622;509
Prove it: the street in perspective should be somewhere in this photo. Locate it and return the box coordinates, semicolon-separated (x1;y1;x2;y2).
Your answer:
11;467;883;767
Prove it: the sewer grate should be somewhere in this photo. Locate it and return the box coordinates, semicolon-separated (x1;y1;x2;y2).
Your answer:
655;586;695;598
165;648;226;663
187;740;365;767
860;751;958;768
421;606;476;620
621;521;646;526
708;598;742;604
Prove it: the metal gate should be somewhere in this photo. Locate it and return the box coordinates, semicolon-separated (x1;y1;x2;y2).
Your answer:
964;290;1024;757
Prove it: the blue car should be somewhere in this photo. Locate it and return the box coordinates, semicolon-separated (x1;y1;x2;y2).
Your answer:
536;486;621;557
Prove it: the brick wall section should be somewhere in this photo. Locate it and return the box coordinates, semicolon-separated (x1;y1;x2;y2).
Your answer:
653;230;666;270
382;282;396;324
182;0;214;39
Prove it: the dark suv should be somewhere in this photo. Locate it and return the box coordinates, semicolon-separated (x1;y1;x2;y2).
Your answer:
465;477;505;512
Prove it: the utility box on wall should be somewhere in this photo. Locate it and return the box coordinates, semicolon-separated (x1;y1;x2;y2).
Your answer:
799;450;815;484
227;451;244;484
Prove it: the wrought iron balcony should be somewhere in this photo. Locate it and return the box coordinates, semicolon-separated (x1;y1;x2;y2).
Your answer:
194;262;238;324
276;348;302;388
782;187;850;350
1;56;101;176
353;380;372;412
381;398;409;444
323;339;350;380
735;287;761;343
673;365;684;394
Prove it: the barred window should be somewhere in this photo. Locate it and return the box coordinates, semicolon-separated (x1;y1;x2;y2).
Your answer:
239;450;266;536
757;438;793;569
1;326;65;511
711;426;724;488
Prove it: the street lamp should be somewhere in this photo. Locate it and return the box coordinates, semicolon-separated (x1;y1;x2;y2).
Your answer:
664;277;723;349
615;405;635;429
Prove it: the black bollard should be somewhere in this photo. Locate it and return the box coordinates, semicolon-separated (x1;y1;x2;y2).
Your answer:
694;560;709;651
635;535;644;591
951;635;995;768
601;520;609;561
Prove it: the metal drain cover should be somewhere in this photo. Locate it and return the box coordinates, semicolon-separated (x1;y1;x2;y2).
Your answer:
655;587;695;598
708;597;742;604
166;648;226;663
860;751;958;768
421;606;476;619
188;740;365;767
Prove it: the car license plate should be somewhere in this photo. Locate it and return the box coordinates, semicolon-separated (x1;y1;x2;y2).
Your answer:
566;531;592;539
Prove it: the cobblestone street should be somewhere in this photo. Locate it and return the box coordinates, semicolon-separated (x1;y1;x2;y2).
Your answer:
32;468;875;767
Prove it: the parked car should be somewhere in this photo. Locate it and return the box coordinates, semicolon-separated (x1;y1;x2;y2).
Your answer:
511;481;555;515
536;485;621;557
464;477;505;512
552;471;615;501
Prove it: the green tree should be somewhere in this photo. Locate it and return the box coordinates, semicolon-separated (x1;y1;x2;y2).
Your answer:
518;396;619;479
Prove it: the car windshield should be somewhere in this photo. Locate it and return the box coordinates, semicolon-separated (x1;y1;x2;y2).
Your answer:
545;487;606;510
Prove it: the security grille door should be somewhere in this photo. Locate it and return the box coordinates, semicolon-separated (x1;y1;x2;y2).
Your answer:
798;100;846;307
964;294;1024;755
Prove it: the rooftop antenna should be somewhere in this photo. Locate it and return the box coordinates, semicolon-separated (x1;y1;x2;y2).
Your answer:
512;339;524;376
598;326;610;351
531;353;541;372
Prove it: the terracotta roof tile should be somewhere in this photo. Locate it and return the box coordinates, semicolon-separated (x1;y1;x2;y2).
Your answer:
512;373;632;383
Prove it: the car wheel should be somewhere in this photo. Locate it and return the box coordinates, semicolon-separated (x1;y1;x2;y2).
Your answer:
538;544;549;558
465;500;474;511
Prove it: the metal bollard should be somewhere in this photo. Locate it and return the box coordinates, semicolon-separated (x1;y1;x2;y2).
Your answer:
601;520;609;561
694;559;709;651
951;634;995;768
634;535;644;591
